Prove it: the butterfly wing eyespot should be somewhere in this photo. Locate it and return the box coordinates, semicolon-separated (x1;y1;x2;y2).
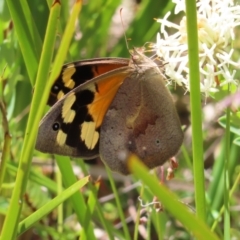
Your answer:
52;122;60;131
155;139;160;146
51;84;61;94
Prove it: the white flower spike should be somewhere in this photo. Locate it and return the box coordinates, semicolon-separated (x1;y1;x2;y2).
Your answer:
155;0;240;97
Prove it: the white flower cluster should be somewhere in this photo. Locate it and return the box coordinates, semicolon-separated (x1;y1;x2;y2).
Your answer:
155;0;240;96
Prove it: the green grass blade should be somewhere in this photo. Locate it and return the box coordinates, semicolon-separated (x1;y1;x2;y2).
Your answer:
185;0;206;220
18;176;89;235
106;167;132;240
0;133;11;192
56;156;96;239
128;155;219;240
6;0;39;84
19;0;42;60
0;2;61;239
48;0;83;87
6;162;59;193
224;100;231;239
79;180;99;240
78;160;116;240
211;169;240;231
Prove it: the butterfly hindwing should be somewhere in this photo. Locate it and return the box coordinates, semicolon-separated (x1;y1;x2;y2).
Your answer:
99;50;183;174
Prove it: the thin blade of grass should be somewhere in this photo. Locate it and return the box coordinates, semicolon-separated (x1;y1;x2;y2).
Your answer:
48;0;83;87
19;0;42;60
223;101;231;239
211;169;240;231
56;156;96;240
128;155;220;240
6;0;39;84
6;162;59;193
18;176;89;235
79;181;100;240
78;160;116;240
0;2;61;239
185;0;206;220
106;167;132;240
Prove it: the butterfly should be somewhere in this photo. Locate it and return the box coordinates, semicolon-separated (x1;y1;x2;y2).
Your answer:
35;49;183;175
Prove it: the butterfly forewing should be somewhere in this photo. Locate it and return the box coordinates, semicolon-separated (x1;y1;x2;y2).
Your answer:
48;58;129;106
36;64;131;159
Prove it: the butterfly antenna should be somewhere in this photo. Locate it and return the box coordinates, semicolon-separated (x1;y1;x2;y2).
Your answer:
120;8;130;52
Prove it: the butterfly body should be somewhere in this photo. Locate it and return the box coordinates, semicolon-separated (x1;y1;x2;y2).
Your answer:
36;50;183;175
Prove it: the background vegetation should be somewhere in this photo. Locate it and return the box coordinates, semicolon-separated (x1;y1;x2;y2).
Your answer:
0;0;240;239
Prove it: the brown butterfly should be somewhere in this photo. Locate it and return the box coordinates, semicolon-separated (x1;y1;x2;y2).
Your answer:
36;49;183;175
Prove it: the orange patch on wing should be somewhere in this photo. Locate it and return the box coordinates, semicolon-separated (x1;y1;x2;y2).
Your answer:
88;72;129;128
